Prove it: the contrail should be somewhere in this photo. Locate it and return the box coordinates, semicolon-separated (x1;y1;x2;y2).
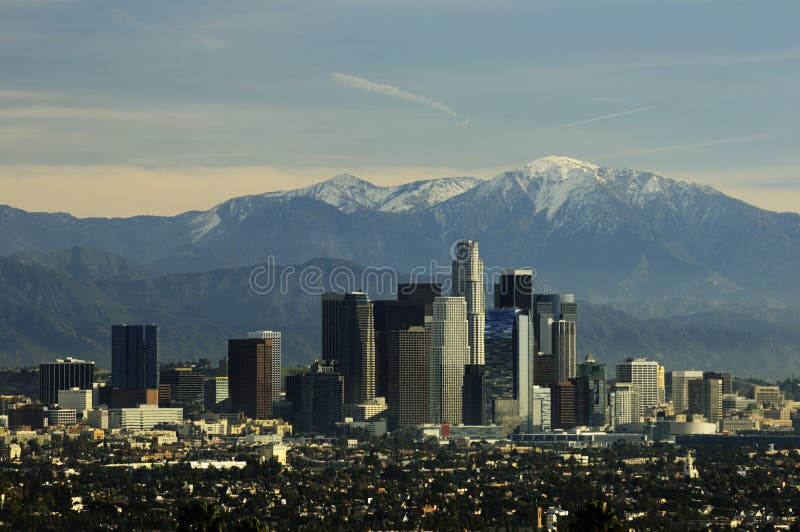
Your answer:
332;72;459;119
559;106;654;128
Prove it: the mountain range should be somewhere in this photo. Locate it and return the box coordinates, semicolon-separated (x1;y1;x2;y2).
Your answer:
1;156;798;377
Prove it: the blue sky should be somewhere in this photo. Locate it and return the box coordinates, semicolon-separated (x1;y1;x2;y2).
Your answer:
1;0;798;216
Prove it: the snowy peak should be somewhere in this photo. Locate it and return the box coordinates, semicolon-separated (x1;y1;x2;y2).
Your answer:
523;156;600;181
261;173;482;213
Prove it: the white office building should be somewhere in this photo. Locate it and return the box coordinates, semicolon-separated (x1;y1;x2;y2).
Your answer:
616;357;659;416
248;330;282;403
58;388;93;419
531;386;551;432
108;405;183;431
610;383;640;426
428;297;470;424
451;240;485;365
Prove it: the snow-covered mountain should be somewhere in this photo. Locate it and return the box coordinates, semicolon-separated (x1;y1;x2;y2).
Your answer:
1;156;798;304
262;173;481;213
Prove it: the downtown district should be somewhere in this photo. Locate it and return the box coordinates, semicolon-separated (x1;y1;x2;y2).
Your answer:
1;240;799;529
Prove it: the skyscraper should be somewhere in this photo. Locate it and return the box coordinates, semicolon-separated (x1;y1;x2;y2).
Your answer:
204;376;229;413
703;378;723;423
551;381;576;430
228;337;275;419
374;283;440;398
609;383;639;426
494;269;534;311
533;293;577;355
337;292;375;405
672;370;704;412
451;240;485;365
321;293;345;362
576;353;608;427
111;325;159;391
553;320;577;381
248;330;282;403
39;357;95;405
387;326;430;429
616;357;659;416
428;296;470;425
531;386;551;431
298;360;344;434
484;307;534;432
160;367;205;410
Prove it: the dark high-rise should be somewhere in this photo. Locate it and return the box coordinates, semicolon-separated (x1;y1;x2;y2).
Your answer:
532;294;577;355
374;283;440;397
321;293;345;362
160;367;205;410
111;325;159;391
462;364;485;425
576;353;608;426
493;269;534;311
228;337;275;419
387;326;430;429
39;357;95;405
551;380;576;430
335;292;376;405
294;360;344;434
483;307;534;432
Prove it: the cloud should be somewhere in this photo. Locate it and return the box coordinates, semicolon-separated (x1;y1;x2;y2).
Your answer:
193;34;228;51
598;134;768;158
0;89;68;100
110;9;156;31
332;72;459;119
559;106;654;128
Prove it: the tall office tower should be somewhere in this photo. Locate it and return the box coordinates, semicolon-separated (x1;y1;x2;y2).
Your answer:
615;357;659;416
703;371;733;395
428;296;470;425
39;357;95;405
111;325;159;391
533;293;577;354
553;320;577;381
672;370;704;412
298;360;344;434
374;283;440;398
551;381;576;430
576;353;608;426
687;379;704;415
531;386;552;432
160;367;205;410
534;353;557;387
451;240;485;365
609;383;639;426
703;378;723;423
462;364;486;425
387;326;430;429
494;269;534;311
248;330;282;403
484;308;534;431
657;365;666;405
321;293;345;361
336;292;376;405
204;376;229;413
228;337;275;419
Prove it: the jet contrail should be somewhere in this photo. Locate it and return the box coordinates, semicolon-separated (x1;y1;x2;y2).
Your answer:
332;72;459;119
559;106;654;128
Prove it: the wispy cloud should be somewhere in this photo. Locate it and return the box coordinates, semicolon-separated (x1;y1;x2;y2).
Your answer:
110;9;156;31
559;106;654;128
0;89;68;100
598;134;768;158
111;9;228;51
332;72;460;120
193;34;228;51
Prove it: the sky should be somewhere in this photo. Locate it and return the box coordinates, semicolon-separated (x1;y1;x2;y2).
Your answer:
0;0;798;216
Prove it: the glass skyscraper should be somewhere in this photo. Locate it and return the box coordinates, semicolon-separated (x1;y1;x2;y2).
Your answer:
111;324;159;391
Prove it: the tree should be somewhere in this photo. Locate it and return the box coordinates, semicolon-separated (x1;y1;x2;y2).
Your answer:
570;500;624;532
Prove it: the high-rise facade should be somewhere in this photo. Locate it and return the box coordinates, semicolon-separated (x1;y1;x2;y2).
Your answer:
533;293;577;355
248;330;282;403
374;283;439;398
228;337;275;419
672;370;704;412
160;367;205;410
39;357;95;405
531;386;551;431
703;378;723;423
204;376;229;413
321;293;345;362
576;353;608;426
298;360;344;434
551;381;576;430
484;308;534;432
111;325;159;391
494;269;534;311
609;383;639;426
451;240;485;365
428;296;470;425
387;326;430;429
616;357;659;416
338;292;376;405
553;320;577;381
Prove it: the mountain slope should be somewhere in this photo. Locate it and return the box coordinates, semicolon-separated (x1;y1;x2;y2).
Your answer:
1;156;798;304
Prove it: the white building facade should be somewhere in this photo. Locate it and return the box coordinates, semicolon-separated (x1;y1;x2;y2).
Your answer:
428;297;470;425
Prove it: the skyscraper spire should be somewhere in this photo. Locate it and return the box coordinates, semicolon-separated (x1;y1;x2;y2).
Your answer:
451;240;485;365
